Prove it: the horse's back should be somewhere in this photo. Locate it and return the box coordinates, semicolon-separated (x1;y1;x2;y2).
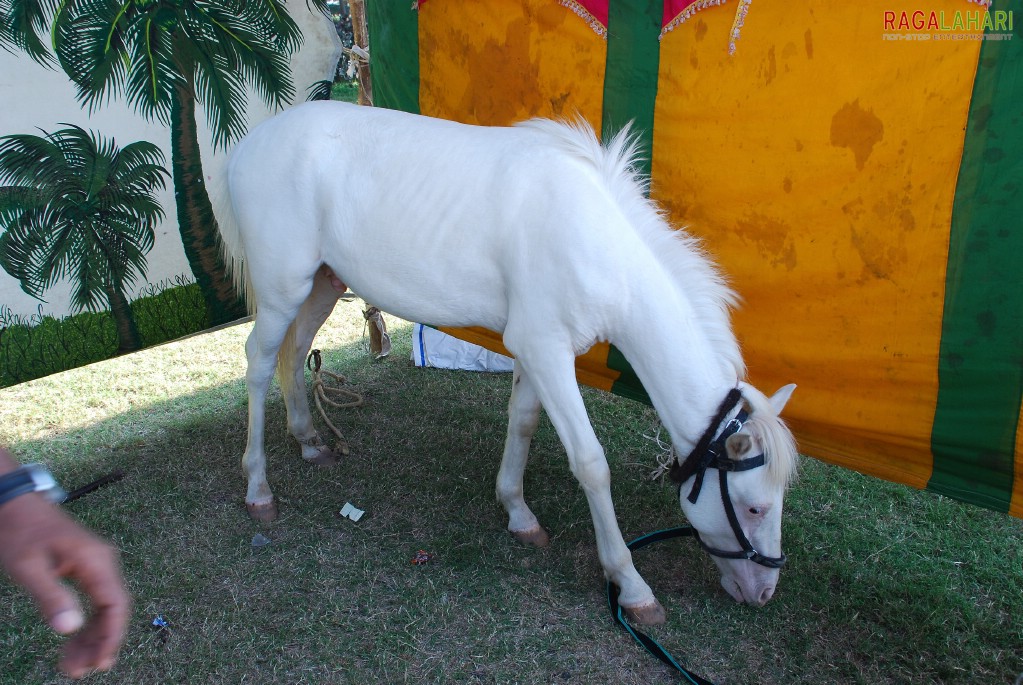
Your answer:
226;101;644;333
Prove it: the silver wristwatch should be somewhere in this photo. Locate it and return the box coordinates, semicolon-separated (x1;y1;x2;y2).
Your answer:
0;463;67;507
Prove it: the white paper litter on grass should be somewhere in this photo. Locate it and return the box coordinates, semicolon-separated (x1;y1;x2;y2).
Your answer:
340;502;365;522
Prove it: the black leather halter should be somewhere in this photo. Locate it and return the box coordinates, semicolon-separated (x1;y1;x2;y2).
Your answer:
669;388;787;569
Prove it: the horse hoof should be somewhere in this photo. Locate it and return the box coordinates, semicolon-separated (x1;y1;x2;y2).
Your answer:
511;526;550;547
622;600;666;626
304;446;339;467
246;500;278;523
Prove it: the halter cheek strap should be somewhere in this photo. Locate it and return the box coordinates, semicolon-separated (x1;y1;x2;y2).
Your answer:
691;469;787;569
669;388;787;570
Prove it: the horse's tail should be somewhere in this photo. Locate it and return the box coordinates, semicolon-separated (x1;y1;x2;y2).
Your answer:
276;319;300;402
211;154;300;393
210;156;256;316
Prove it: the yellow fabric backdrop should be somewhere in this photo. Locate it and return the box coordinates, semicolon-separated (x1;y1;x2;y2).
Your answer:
652;2;981;489
367;0;1022;517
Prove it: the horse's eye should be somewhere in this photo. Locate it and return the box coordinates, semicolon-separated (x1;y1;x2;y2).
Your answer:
748;507;763;516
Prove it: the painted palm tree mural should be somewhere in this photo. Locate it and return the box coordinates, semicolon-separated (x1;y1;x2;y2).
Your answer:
0;125;168;354
2;0;329;325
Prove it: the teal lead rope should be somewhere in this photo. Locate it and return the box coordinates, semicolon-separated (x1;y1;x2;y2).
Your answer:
607;526;715;685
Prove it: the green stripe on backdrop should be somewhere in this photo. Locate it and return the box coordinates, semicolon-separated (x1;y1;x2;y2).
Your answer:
600;0;661;174
930;7;1023;513
365;1;420;113
602;0;661;403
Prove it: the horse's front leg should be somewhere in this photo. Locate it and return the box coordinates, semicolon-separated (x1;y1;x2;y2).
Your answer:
281;267;343;465
497;362;549;547
507;337;665;625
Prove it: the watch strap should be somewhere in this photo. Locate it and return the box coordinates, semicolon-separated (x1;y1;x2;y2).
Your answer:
0;465;65;507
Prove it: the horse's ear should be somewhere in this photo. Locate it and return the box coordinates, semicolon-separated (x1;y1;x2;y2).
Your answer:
725;433;753;460
768;384;797;415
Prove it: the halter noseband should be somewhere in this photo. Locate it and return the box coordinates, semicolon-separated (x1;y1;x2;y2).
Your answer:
668;388;787;569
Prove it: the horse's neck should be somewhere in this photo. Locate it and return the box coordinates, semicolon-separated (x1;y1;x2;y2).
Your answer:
612;278;740;451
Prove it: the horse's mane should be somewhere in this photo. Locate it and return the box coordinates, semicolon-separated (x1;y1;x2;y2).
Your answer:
516;117;745;379
742;387;800;489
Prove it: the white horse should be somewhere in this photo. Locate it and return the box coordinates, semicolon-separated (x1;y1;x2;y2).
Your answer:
217;101;798;623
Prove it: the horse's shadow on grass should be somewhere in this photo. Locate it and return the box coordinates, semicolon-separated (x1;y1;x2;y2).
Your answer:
4;324;1022;684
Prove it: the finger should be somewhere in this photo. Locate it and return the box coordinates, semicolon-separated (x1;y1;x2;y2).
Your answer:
10;555;86;635
58;600;128;678
51;608;86;635
58;545;130;677
60;628;118;679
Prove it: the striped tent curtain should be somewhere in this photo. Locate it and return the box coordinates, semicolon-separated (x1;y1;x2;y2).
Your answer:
365;0;1022;518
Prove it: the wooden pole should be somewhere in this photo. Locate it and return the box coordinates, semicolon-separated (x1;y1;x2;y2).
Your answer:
349;0;373;106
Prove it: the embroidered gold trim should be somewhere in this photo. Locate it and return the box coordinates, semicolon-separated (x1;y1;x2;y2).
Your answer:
660;0;729;40
558;0;608;39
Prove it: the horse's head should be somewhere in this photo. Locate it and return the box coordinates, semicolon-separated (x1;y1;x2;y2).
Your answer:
673;384;797;607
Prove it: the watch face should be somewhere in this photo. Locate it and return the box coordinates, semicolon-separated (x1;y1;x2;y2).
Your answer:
28;466;57;492
24;464;65;503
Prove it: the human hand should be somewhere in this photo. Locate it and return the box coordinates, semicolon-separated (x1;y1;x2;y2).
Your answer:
0;460;130;678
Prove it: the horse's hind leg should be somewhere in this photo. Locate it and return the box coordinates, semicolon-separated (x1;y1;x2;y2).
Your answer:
243;304;302;522
279;266;343;465
497;362;550;547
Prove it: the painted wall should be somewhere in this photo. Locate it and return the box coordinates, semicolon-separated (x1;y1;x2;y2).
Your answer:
0;5;340;320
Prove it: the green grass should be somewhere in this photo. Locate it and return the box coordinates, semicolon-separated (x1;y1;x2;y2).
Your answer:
0;302;1020;684
332;81;359;104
